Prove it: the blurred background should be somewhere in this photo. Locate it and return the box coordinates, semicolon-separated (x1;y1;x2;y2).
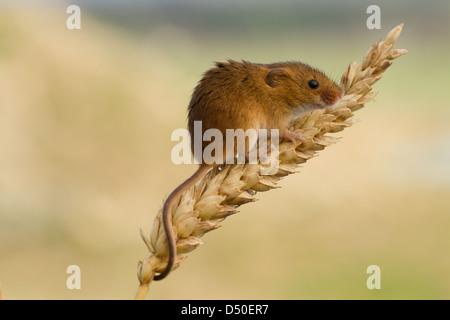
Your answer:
0;0;449;299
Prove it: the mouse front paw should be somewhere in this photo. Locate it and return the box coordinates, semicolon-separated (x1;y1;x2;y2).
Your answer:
281;129;306;144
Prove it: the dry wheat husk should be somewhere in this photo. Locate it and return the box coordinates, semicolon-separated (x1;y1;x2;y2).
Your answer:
135;24;407;299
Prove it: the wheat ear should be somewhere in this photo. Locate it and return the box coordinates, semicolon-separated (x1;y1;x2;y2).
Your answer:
135;24;407;299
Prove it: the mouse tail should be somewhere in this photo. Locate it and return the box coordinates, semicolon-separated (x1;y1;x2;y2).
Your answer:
154;164;212;281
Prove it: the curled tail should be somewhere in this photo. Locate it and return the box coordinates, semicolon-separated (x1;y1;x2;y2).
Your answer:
154;164;212;281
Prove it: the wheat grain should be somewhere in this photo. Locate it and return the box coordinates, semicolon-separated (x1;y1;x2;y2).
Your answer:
135;23;407;299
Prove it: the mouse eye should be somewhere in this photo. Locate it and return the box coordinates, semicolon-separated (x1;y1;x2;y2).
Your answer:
308;79;319;89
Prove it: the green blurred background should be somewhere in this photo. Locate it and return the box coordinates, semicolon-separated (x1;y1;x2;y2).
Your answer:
0;0;449;299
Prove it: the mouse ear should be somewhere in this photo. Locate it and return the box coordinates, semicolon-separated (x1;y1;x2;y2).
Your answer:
265;68;288;88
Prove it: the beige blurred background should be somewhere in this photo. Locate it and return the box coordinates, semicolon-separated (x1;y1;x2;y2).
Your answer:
0;0;449;299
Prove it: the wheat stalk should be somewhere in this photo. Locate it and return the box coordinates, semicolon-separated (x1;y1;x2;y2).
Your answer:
135;24;407;299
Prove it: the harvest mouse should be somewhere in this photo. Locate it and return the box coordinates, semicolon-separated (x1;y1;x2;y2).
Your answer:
154;60;342;280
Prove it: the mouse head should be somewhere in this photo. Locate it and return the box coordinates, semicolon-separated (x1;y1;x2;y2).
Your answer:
265;62;342;110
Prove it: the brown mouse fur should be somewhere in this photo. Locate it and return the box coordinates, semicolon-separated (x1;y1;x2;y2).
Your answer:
154;60;342;280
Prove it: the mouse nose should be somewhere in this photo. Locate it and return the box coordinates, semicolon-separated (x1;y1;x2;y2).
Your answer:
322;86;342;106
